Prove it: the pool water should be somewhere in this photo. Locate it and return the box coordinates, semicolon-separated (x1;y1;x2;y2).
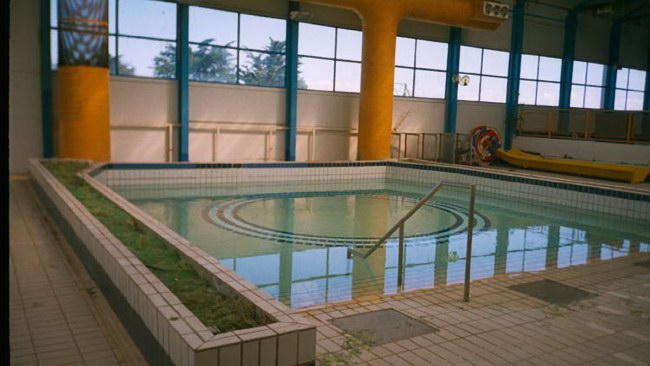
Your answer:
114;179;650;309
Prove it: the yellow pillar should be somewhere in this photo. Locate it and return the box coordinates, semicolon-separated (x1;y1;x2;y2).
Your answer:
58;66;110;161
57;0;110;161
357;9;402;160
297;0;506;160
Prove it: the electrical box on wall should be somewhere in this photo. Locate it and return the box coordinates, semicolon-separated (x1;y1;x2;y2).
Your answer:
483;1;510;19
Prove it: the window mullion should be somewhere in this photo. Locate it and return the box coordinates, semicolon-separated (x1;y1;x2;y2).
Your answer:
333;28;338;92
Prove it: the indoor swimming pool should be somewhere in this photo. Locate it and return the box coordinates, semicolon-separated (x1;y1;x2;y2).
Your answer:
109;173;650;309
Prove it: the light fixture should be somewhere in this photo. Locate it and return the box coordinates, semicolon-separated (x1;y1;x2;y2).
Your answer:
452;75;470;86
483;1;510;19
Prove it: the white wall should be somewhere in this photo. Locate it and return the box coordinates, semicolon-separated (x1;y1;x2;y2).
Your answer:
9;0;43;174
458;102;506;137
110;77;177;162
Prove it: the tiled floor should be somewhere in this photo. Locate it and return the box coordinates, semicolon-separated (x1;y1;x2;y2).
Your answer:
9;177;146;366
9;172;650;366
301;252;650;365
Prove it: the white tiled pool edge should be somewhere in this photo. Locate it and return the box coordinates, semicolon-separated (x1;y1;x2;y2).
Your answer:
29;159;317;366
94;161;649;221
386;165;650;221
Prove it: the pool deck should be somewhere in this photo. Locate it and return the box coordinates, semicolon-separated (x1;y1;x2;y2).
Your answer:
9;177;146;366
482;163;650;194
9;172;650;366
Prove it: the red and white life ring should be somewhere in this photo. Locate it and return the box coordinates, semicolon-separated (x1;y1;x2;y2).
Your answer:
470;126;500;162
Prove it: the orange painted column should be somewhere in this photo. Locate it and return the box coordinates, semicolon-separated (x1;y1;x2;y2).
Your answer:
57;66;110;161
356;9;402;160
57;0;110;161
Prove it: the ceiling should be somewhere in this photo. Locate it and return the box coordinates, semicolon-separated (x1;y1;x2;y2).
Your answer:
529;0;650;27
186;0;650;28
582;0;650;27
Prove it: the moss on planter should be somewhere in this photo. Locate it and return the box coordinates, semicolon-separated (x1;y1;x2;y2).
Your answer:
43;160;267;333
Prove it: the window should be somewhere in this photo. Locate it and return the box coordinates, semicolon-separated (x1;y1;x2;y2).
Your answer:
189;7;286;86
458;46;509;103
615;67;646;111
571;61;605;109
188;6;238;83
117;0;177;78
394;37;448;98
519;54;561;106
298;23;361;92
51;0;289;86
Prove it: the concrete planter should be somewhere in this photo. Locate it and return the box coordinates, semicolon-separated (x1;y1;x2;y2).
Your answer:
29;159;316;366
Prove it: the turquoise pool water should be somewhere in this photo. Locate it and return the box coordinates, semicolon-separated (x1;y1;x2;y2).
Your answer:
114;179;650;309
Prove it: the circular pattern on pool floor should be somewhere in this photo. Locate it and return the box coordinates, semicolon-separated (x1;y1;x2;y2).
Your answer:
205;192;490;248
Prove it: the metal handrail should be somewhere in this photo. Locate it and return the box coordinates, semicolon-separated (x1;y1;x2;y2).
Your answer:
347;181;475;259
346;182;477;300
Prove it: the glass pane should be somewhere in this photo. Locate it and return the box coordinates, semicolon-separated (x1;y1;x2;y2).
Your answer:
119;37;176;78
299;23;335;58
335;61;361;93
395;37;415;67
394;67;414;96
189;7;237;47
51;30;58;70
518;80;537;105
112;36;137;76
586;63;605;86
614;89;627;110
119;0;176;40
189;44;236;83
413;70;445;98
298;57;334;91
584;86;602;109
109;0;115;34
415;40;447;70
626;91;644;110
538;56;561;82
459;46;482;74
482;49;509;77
108;35;117;75
628;69;646;91
240;14;285;51
616;68;629;89
480;76;507;103
51;0;57;27
520;54;538;80
570;85;585;107
336;28;362;61
536;82;559;106
457;74;479;101
238;50;285;87
572;61;586;84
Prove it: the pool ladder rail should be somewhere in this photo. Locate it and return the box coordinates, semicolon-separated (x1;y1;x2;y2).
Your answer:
347;181;476;302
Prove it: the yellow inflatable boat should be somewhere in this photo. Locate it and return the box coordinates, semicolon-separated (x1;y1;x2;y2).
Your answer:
496;148;650;184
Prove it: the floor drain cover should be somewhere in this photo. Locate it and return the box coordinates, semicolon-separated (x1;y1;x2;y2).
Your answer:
508;279;596;305
330;309;437;346
633;260;650;268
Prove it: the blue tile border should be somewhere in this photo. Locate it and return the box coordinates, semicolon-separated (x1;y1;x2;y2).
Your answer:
88;161;650;202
